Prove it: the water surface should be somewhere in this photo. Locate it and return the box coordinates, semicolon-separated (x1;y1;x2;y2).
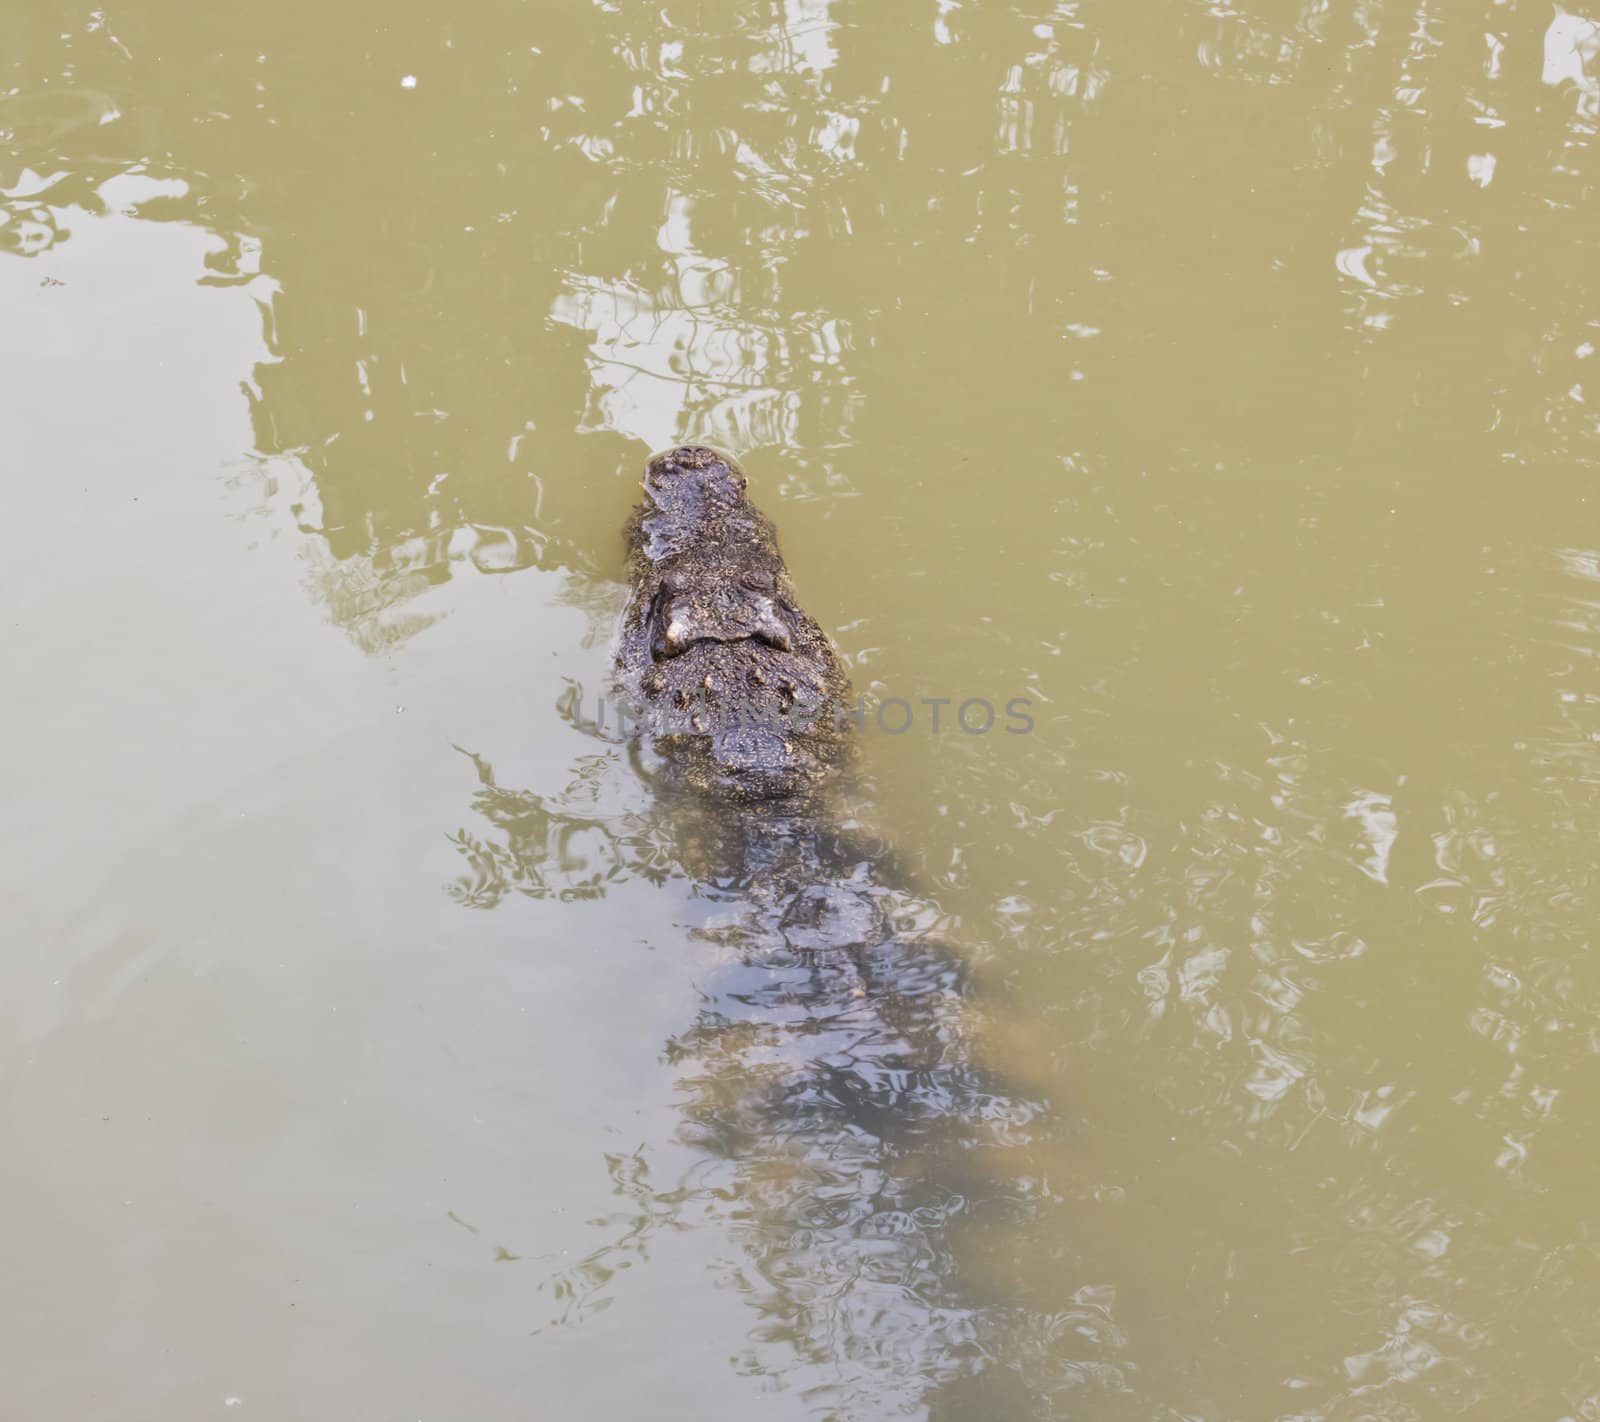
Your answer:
6;1;1600;1417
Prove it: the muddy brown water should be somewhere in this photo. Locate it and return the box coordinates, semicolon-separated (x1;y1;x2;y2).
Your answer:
5;1;1600;1417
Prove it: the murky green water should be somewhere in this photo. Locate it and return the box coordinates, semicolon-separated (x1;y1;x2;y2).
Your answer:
7;1;1600;1416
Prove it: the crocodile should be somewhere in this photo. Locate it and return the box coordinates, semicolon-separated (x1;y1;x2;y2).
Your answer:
449;445;1055;1412
602;445;1052;1409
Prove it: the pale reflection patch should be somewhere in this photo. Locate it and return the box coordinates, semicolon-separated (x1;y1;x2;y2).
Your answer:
1543;5;1600;96
551;191;849;453
1344;790;1398;885
778;0;837;77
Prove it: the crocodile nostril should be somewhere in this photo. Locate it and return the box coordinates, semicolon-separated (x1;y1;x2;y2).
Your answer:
671;445;718;466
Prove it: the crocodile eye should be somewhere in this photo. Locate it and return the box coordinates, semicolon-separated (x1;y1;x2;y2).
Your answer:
661;611;695;657
753;599;793;652
740;570;775;592
647;585;685;661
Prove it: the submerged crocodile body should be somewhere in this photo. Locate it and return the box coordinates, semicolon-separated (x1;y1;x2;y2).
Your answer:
599;446;1052;1410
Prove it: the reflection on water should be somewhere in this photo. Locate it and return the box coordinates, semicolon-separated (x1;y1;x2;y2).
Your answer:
448;740;1062;1416
550;192;854;455
10;0;1600;1416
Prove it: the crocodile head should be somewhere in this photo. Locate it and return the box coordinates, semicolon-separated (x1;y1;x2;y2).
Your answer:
615;445;853;801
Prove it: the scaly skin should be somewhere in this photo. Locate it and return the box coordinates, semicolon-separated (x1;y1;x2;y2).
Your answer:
614;444;854;802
